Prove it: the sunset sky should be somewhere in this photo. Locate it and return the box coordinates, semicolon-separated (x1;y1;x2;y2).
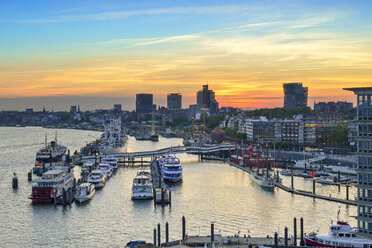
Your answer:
0;0;371;111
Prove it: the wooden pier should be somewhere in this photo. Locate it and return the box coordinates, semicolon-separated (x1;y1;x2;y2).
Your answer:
151;159;170;205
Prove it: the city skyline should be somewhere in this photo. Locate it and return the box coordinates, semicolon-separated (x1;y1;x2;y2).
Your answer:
1;0;371;110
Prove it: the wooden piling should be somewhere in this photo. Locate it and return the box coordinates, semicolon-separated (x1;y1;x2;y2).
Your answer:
165;222;169;244
182;216;186;241
293;217;297;246
300;217;304;246
284;226;288;246
157;223;161;247
211;223;214;244
28;170;32;182
153;228;157;245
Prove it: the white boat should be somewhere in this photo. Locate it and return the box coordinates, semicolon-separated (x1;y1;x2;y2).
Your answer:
87;170;107;189
29;167;74;204
319;176;334;185
131;171;153;200
251;170;274;189
159;153;183;183
102;157;119;170
305;220;372;248
98;163;113;178
75;183;95;203
327;165;357;176
280;169;293;176
99;111;128;155
33;134;67;174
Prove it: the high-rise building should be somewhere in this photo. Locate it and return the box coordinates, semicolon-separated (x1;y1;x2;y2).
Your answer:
167;93;182;110
344;87;372;236
70;105;77;114
196;84;218;113
136;93;155;114
114;104;122;112
283;83;308;109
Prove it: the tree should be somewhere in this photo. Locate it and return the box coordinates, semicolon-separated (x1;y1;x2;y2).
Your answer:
280;141;290;150
328;124;349;146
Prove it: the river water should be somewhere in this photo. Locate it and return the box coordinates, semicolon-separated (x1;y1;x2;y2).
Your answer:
0;127;357;248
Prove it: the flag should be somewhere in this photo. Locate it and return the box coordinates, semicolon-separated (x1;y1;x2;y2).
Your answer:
242;150;244;157
276;161;278;168
310;169;315;178
229;147;231;153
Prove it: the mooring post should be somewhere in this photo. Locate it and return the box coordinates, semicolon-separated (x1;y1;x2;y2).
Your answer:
169;191;172;207
161;189;165;207
291;171;294;190
211;223;214;245
182;216;186;241
62;188;67;207
313;180;315;194
274;232;278;248
276;170;279;183
166;222;169;244
338;170;341;182
284;226;288;246
294;217;297;246
157;223;161;247
28;170;32;182
346;182;349;200
154;228;157;245
300;217;304;246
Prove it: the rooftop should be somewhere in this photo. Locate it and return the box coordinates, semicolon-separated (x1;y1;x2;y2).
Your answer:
344;87;372;92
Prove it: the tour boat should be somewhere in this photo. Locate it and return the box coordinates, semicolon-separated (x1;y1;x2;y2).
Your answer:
75;183;95;203
131;171;153;200
251;170;274;189
29;167;74;204
34;134;67;174
159;153;183;183
99;112;127;155
87;170;107;189
305;220;372;248
98;163;113;178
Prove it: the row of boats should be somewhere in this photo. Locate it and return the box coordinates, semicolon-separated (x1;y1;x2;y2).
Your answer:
131;153;183;200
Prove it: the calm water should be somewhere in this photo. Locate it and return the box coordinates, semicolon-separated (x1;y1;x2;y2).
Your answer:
0;127;357;248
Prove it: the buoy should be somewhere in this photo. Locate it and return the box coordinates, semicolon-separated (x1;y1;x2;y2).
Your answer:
28;170;32;182
12;173;18;189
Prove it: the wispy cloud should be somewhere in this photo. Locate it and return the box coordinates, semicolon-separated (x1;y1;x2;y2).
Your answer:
6;5;257;24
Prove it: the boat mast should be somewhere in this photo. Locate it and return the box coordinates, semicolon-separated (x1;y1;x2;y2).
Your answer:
45;133;47;149
266;143;269;179
55;130;57;143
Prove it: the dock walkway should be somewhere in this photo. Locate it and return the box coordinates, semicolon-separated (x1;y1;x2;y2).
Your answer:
228;160;356;206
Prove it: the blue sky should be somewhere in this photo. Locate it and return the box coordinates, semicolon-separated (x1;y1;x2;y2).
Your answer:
0;0;371;110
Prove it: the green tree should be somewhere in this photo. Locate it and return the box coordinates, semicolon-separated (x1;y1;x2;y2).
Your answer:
280;141;290;150
328;124;349;146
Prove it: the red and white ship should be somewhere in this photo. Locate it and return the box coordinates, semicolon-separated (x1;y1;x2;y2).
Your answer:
29;168;74;204
305;220;372;248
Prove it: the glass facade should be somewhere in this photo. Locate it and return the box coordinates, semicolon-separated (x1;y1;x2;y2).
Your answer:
346;88;372;236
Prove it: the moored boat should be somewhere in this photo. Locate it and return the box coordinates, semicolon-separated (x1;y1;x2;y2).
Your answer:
159;153;183;183
75;183;95;203
98;163;113;178
280;169;293;176
29;167;74;204
319;176;334;185
305;220;372;248
131;171;153;200
87;170;107;189
251;170;274;189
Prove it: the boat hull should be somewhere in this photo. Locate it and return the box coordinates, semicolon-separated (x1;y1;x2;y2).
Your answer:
75;191;95;203
131;193;153;200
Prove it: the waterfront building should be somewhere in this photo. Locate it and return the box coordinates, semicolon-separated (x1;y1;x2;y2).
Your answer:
167;93;182;110
245;117;274;141
136;93;155;117
70;105;77;114
344;87;372;236
314;101;353;113
283;82;308;109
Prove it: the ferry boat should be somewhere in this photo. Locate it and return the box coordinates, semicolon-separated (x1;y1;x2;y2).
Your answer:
98;163;113;178
305;220;372;248
87;170;107;189
251;170;274;189
131;171;153;200
29;167;74;204
159;153;183;183
33;134;67;174
99;111;127;155
75;183;95;203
